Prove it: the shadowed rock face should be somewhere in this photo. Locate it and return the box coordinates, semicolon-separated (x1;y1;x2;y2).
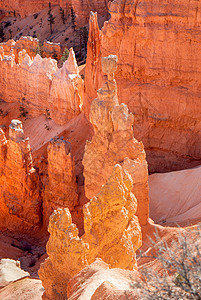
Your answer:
83;54;149;225
43;136;78;227
0;120;42;232
39;164;142;299
85;0;201;172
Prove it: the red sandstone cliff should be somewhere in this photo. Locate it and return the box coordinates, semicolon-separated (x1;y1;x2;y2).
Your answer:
85;0;201;172
0;0;110;24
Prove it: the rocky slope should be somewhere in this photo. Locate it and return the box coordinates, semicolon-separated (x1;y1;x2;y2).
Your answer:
0;0;110;25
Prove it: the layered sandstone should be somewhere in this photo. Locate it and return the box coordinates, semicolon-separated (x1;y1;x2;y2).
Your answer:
85;0;201;172
49;48;83;124
39;164;141;299
0;0;59;18
0;0;109;23
0;47;82;125
43;136;78;226
42;40;62;60
84;12;103;117
0;120;41;231
0;37;62;63
83;55;149;225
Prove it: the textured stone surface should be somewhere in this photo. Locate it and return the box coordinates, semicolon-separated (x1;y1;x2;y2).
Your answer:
0;37;62;63
39;208;89;300
50;48;83;125
0;259;29;288
84;12;103;117
0;47;82;125
83;55;149;225
0;120;42;232
43;136;78;227
83;164;142;269
0;278;44;300
0;0;110;23
84;0;201;172
39;164;141;299
67;258;138;300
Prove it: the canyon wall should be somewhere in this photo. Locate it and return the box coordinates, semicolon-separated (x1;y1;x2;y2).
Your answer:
0;0;109;23
39;164;142;299
85;0;201;172
0;46;83;125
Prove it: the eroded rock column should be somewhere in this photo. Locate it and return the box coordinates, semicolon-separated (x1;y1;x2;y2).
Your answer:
43;137;78;227
39;164;141;299
83;55;149;225
0;120;41;231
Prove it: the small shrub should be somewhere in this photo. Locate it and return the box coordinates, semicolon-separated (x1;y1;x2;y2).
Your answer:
60;7;65;24
133;226;201;299
19;106;28;119
33;13;38;19
47;4;56;35
45;108;52;120
61;48;69;63
4;21;11;28
44;123;51;131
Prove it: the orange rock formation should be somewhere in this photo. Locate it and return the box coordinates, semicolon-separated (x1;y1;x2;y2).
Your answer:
49;48;83;124
39;164;142;299
43;137;78;226
0;47;82;125
0;0;110;24
39;208;88;299
84;12;103;118
83;54;149;225
0;37;62;63
85;0;201;172
0;120;41;232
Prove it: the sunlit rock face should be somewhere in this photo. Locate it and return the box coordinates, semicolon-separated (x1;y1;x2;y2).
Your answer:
0;38;62;63
83;55;149;225
49;48;84;125
0;120;42;232
85;0;201;172
39;164;141;299
83;12;103;118
0;47;83;125
39;208;89;300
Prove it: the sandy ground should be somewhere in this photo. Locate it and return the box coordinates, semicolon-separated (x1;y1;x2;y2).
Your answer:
149;165;201;225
